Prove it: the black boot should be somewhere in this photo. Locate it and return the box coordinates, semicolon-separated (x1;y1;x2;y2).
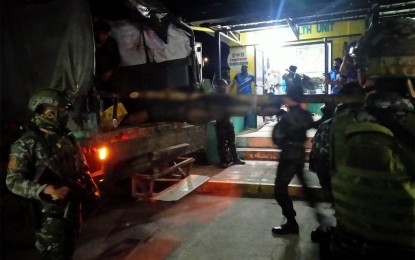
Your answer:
272;218;299;235
220;161;232;168
233;158;246;165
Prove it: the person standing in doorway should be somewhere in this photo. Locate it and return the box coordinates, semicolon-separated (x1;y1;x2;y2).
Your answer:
325;57;343;94
282;65;302;94
271;86;314;235
229;65;257;130
282;65;307;110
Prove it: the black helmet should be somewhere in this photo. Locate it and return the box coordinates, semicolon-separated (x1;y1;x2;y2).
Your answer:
353;18;415;79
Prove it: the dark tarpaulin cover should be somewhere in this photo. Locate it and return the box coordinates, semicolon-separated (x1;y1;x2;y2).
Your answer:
1;0;95;124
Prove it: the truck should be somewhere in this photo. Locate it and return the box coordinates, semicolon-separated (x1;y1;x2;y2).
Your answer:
0;0;212;200
1;0;366;201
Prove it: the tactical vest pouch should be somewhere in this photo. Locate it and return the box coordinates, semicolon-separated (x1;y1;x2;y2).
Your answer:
342;122;404;172
332;121;415;248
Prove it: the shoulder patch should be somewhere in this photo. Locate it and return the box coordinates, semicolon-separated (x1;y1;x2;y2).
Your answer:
8;156;17;170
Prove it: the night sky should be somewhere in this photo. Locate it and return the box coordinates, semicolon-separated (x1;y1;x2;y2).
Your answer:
194;31;230;81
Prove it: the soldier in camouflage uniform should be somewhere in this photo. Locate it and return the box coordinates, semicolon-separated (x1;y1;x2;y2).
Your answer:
309;82;365;201
271;86;314;235
6;88;99;260
329;18;415;258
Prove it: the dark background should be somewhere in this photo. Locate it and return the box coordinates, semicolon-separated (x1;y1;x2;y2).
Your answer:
194;31;230;81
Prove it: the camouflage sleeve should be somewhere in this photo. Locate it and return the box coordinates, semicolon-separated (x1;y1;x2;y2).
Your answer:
6;138;47;200
310;119;332;172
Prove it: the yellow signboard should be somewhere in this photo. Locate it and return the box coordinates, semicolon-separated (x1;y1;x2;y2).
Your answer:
299;20;365;40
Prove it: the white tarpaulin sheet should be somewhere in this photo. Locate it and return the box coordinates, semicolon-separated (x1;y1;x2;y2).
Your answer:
111;21;191;66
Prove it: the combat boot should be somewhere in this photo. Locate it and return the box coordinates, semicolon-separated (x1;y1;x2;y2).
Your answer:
272;219;299;235
233;159;245;165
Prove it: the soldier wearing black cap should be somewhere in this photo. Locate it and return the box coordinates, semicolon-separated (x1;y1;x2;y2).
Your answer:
271;86;314;235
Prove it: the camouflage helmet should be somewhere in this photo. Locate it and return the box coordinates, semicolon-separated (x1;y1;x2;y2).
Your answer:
28;88;71;113
353;18;415;79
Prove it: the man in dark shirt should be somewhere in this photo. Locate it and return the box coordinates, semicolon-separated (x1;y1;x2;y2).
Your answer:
215;79;245;167
282;65;302;94
271;86;314;235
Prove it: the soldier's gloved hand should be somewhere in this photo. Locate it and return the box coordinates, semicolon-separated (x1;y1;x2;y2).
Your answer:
43;185;71;201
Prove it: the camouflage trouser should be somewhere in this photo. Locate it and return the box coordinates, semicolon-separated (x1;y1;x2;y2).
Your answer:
216;120;238;164
35;201;80;260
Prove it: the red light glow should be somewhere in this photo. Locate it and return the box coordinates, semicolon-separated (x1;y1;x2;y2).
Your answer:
98;147;108;161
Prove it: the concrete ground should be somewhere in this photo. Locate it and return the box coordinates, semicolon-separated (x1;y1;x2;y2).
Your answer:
4;116;333;260
70;158;335;260
73;194;335;260
3;160;334;260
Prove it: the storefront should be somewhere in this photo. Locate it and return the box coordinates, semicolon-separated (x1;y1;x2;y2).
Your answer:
225;19;366;119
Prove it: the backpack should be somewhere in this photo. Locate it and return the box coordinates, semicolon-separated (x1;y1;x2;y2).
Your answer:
331;121;415;248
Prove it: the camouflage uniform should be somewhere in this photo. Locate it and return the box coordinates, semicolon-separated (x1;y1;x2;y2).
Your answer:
330;91;415;253
309;117;332;198
310;98;364;200
329;18;415;258
6;89;98;260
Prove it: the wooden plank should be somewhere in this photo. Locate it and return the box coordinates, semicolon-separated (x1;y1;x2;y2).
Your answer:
152;157;194;179
152;175;210;201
